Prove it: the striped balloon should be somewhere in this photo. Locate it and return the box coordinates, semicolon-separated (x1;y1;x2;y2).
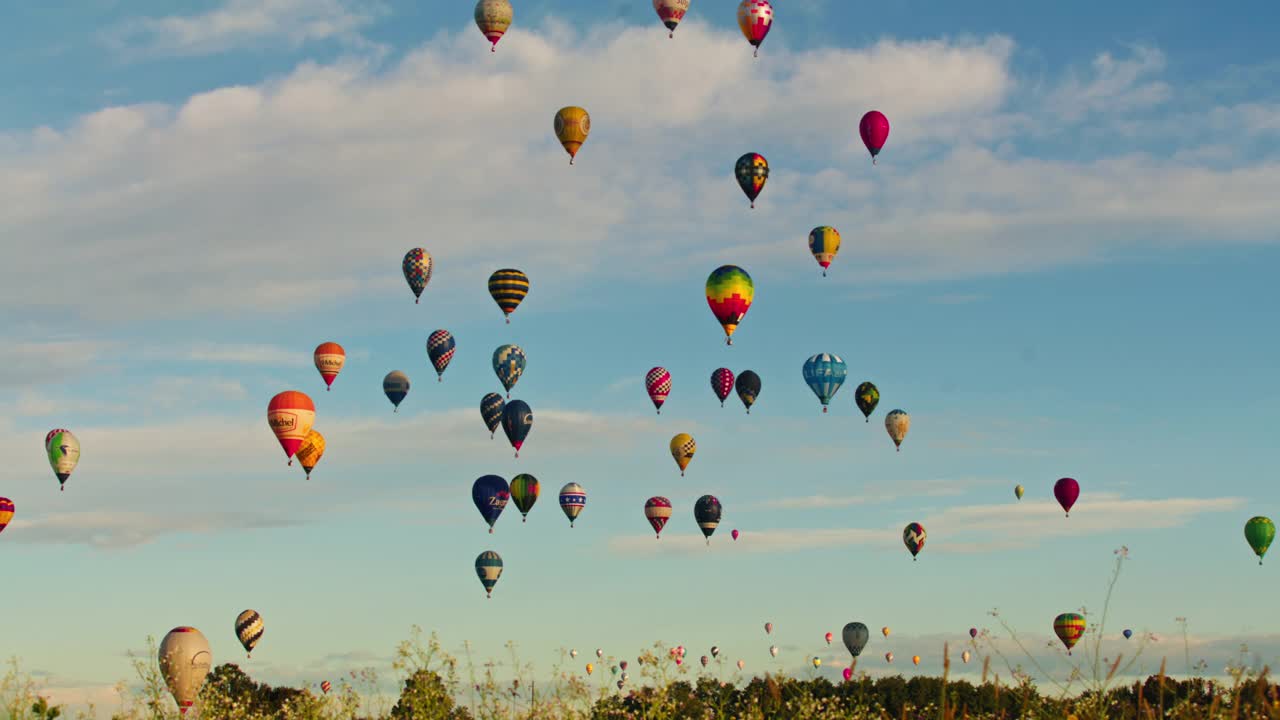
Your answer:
481;393;505;439
645;496;673;538
313;342;345;391
1053;613;1086;654
266;394;314;464
475;550;504;597
559;483;586;527
0;498;13;536
803;354;847;413
488;269;529;323
710;367;734;406
652;0;690;37
234;610;264;657
492;345;526;396
510;474;540;521
669;433;696;476
645;367;672;414
427;330;456;381
474;0;513;52
808;226;841;277
694;495;722;545
705;265;754;345
320;681;331;694
402;248;433;304
903;522;926;560
383;371;410;412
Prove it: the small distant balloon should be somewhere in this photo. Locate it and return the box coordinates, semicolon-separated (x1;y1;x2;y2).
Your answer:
706;265;754;345
842;667;853;681
825;632;833;645
559;483;586;527
476;550;504;598
769;645;778;658
481;393;505;439
320;681;331;694
969;628;978;639
427;330;456;381
402;248;432;304
488;269;529;323
842;622;869;658
509;474;540;522
1014;484;1025;500
903;522;926;560
266;393;313;465
652;0;690;38
764;622;773;634
1054;478;1080;517
295;429;325;480
645;367;672;414
501;399;533;458
700;655;709;667
734;153;769;208
961;651;971;663
808;226;841;277
313;342;345;390
586;663;594;675
803;354;847;413
885;652;894;663
1053;612;1086;654
1246;516;1275;565
912;655;920;666
554;107;591;165
670;433;696;476
735;370;761;414
811;657;821;669
235;610;264;658
45;428;81;490
854;381;879;422
492;344;526;397
731;529;740;541
885;409;910;450
710;368;735;407
694;494;722;545
736;660;745;670
1123;629;1133;639
383;371;410;412
0;498;12;537
645;496;672;538
472;475;511;533
881;627;890;637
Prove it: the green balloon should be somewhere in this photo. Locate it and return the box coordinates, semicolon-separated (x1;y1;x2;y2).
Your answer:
1245;516;1275;566
854;382;880;423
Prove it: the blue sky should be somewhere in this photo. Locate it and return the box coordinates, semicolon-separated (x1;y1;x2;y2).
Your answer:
2;0;1279;711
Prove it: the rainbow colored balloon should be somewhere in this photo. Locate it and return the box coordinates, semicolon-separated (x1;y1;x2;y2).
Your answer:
706;265;754;345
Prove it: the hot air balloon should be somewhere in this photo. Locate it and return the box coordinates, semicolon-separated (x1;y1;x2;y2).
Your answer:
235;610;264;658
1245;516;1275;565
473;475;510;533
313;342;345;391
1123;629;1133;639
903;522;926;560
266;393;314;465
159;627;212;716
881;627;890;637
808;226;841;277
694;494;722;545
736;660;745;670
843;667;854;680
502;400;533;457
803;354;847;413
402;248;432;304
554;107;591;164
474;0;513;51
510;474;539;522
45;428;81;490
488;269;529;323
731;529;739;541
1054;478;1080;517
653;0;690;37
427;330;456;381
707;368;733;408
1053;613;1086;654
670;433;696;476
1015;484;1025;500
596;648;603;659
586;663;594;675
765;622;773;634
493;345;526;397
736;0;772;57
859;111;890;165
961;651;971;663
854;382;879;422
885;652;894;663
842;622;869;658
912;656;920;666
383;371;410;412
645;496;672;538
44;428;69;452
769;646;778;658
320;681;331;694
710;647;719;658
481;393;505;439
825;632;833;645
570;649;579;658
812;657;821;669
706;265;754;345
700;655;709;667
0;498;13;536
645;367;672;414
476;551;503;597
559;482;586;527
734;153;769;208
969;628;978;639
295;429;325;479
885;409;910;450
731;370;761;414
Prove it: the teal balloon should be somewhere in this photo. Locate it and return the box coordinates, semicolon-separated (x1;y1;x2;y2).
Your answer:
802;354;847;412
493;345;526;396
475;550;503;597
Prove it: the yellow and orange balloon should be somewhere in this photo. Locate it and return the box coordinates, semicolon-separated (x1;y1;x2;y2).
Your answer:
267;391;315;465
554;107;591;164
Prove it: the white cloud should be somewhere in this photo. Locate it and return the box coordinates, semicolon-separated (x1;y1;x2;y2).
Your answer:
1048;45;1171;120
758;478;988;509
105;0;385;56
0;340;114;387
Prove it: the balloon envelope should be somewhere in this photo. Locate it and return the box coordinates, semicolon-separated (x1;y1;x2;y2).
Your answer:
402;248;432;303
1123;629;1133;639
734;153;769;207
803;354;847;412
645;496;673;537
1053;613;1086;653
0;498;13;536
706;265;754;344
854;382;879;421
554;107;591;164
473;475;511;532
645;367;672;413
501;400;533;456
313;342;346;390
653;0;690;37
1014;484;1025;500
488;269;530;322
510;474;540;520
670;433;696;475
1054;478;1080;516
559;483;586;526
903;522;926;558
46;428;81;488
295;429;325;479
1245;516;1275;564
859;111;890;162
710;368;735;406
382;371;410;411
808;226;841;275
492;345;526;394
427;330;456;380
481;393;505;438
885;409;910;450
842;622;869;658
476;550;503;596
736;0;773;54
159;627;212;715
474;0;513;51
694;495;722;541
735;370;761;413
266;393;314;460
235;610;264;656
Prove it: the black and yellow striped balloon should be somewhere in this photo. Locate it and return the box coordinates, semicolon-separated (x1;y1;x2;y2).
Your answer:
235;609;264;657
488;269;529;323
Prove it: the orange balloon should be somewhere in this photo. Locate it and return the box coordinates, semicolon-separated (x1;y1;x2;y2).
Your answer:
267;391;316;463
912;655;920;666
314;342;346;390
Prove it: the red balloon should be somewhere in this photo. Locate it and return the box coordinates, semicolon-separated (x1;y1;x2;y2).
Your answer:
859;111;890;164
732;529;740;541
842;667;853;681
1054;477;1080;517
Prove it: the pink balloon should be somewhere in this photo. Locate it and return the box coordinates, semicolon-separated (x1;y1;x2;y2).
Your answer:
1054;477;1080;516
842;667;853;681
732;529;740;541
859;111;890;164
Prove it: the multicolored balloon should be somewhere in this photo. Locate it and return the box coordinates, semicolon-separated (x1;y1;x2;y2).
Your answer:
903;522;926;560
383;371;410;412
554;107;591;165
734;153;769;208
402;248;432;304
736;0;773;57
1014;484;1025;500
481;393;505;439
842;622;868;658
670;433;696;476
961;651;971;663
476;550;503;597
859;111;890;165
502;399;533;457
488;269;529;323
320;681;331;694
650;0;692;40
313;342;345;391
885;652;894;664
559;482;586;527
427;330;456;381
710;368;734;406
1245;516;1275;565
1054;478;1080;517
694;494;722;545
45;428;81;490
159;627;212;716
735;370;761;414
710;647;719;658
811;657;821;669
510;474;540;522
1053;613;1086;654
645;496;673;538
808;226;841;277
854;381;879;422
44;428;69;453
266;393;314;465
882;627;890;637
803;354;847;413
645;367;672;414
706;265;754;345
885;409;910;450
769;645;779;658
474;0;513;52
295;429;325;479
234;610;264;658
473;475;510;533
492;345;526;397
0;498;13;536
